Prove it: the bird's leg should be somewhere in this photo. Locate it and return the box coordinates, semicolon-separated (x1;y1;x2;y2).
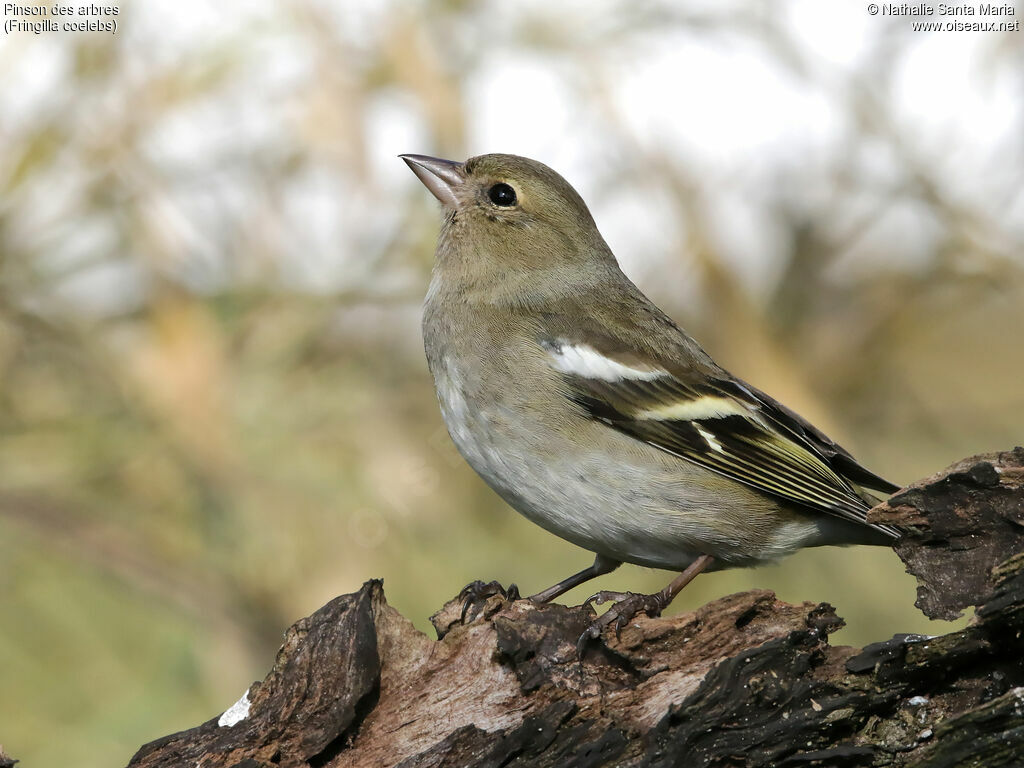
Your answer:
458;554;621;624
577;554;715;655
528;553;621;604
458;580;520;624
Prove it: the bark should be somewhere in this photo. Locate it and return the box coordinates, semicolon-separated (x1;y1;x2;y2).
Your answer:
124;448;1024;768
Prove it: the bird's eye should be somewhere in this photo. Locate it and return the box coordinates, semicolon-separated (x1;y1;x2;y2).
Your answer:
487;183;517;207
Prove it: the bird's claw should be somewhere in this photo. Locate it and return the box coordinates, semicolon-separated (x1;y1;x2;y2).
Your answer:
576;622;603;659
581;589;632;612
576;590;667;657
458;579;520;624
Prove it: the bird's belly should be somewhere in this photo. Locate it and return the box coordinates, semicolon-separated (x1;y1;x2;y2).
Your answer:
432;359;817;570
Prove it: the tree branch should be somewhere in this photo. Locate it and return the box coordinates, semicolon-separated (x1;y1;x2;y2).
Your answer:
123;448;1024;768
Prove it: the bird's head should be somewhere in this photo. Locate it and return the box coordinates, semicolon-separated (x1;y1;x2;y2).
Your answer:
401;153;618;304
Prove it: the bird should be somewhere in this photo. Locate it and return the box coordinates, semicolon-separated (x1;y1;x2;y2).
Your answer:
401;152;900;644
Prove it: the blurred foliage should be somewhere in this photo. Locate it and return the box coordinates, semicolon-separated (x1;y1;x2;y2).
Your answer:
0;2;1022;767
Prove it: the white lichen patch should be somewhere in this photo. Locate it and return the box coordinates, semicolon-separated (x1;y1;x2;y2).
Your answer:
1012;686;1024;716
218;689;251;727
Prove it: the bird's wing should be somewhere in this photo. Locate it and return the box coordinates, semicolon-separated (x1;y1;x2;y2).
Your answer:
539;334;899;536
726;377;899;495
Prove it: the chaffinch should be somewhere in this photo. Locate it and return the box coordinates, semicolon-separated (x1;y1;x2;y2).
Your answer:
402;152;899;642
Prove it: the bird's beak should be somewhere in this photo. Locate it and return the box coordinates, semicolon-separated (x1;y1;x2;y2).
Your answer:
400;154;465;209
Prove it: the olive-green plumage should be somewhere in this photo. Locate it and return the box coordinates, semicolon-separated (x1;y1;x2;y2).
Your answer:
402;152;899;618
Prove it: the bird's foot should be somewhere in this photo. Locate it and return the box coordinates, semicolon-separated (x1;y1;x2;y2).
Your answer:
576;590;667;657
458;579;520;624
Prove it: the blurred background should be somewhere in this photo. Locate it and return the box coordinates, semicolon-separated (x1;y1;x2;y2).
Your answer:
1;0;1022;765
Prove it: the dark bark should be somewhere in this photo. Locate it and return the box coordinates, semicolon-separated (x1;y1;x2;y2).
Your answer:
869;447;1024;620
126;448;1024;768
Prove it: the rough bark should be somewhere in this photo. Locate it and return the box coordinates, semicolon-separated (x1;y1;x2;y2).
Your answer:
869;447;1024;620
124;448;1024;768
